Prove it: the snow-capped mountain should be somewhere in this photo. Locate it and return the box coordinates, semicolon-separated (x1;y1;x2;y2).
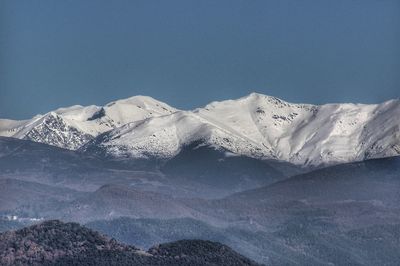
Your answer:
81;93;400;167
0;96;177;150
1;93;399;166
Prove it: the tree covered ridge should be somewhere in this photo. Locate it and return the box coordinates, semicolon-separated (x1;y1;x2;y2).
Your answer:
0;220;261;266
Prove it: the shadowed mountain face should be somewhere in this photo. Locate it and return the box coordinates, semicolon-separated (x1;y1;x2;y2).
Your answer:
0;136;300;197
0;220;260;266
0;137;138;191
161;142;302;193
230;155;400;203
81;139;304;195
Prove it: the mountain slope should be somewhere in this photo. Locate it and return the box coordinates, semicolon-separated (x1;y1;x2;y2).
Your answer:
82;93;400;166
59;184;201;223
179;156;400;265
0;136;293;199
2;93;399;166
0;96;177;150
229;155;400;207
192;156;400;231
0;136;155;192
198;93;400;165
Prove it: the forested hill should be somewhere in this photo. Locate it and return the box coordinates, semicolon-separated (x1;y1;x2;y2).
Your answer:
0;220;261;266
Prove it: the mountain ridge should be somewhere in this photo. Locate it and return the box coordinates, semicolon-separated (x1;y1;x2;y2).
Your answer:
0;96;177;150
1;93;399;167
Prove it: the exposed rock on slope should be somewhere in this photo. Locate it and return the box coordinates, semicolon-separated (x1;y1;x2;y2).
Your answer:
82;93;400;166
1;93;399;166
0;96;177;150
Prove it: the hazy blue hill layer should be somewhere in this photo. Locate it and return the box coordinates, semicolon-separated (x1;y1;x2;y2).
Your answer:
85;156;400;265
1;136;400;265
0;220;260;266
86;216;400;266
86;217;227;249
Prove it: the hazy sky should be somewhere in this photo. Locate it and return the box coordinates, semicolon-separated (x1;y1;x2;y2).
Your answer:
1;0;399;119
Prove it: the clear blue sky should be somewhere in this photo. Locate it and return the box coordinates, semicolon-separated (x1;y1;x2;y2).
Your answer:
1;0;399;119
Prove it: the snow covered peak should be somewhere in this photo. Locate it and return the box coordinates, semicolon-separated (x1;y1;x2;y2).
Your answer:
83;93;400;167
109;95;169;108
1;93;399;167
240;92;285;102
101;95;177;126
201;92;315;112
53;105;101;121
0;95;178;150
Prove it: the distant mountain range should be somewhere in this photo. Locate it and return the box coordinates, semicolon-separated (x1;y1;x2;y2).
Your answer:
1;94;400;265
1;93;399;167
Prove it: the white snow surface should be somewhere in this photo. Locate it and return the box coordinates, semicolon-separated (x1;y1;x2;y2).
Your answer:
1;93;399;166
0;96;177;150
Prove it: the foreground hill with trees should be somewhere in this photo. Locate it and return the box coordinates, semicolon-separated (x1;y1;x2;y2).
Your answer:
0;220;260;266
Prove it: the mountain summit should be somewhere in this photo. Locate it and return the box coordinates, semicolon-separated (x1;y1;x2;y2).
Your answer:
1;93;399;166
0;96;177;150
